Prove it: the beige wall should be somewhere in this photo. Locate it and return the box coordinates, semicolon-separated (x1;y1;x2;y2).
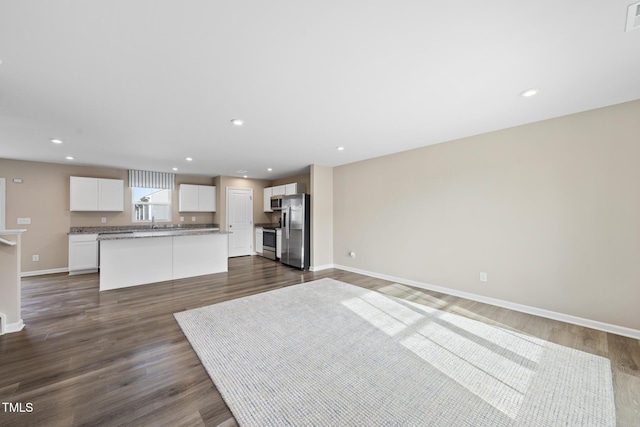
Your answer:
268;172;311;226
310;165;333;269
0;159;217;272
0;232;22;326
334;99;640;331
0;156;312;270
213;174;311;253
217;176;272;232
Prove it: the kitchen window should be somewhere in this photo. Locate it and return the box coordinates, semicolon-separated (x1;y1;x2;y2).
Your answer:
133;187;171;222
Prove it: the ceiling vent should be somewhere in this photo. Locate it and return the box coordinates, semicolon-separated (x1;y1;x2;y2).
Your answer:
626;1;640;31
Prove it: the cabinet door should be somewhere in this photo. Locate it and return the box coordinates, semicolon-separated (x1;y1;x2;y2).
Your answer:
256;228;263;254
272;185;286;196
98;179;124;211
284;183;297;195
179;184;199;212
198;186;216;212
68;234;99;272
70;177;99;211
263;187;273;212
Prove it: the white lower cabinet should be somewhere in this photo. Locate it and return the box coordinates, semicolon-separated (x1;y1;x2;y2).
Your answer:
256;228;263;254
99;233;228;291
68;234;99;274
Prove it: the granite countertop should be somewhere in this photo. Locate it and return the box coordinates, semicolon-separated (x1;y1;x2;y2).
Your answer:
69;224;219;235
97;228;223;241
255;223;281;229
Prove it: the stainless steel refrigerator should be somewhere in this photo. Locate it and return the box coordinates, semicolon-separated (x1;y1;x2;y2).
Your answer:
281;193;310;270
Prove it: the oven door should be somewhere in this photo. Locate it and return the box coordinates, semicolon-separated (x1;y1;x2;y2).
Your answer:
262;229;276;260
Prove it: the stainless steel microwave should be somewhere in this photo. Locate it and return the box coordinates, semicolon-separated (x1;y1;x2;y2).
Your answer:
270;195;283;210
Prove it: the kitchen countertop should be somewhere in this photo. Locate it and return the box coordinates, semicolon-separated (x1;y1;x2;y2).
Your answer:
69;224;219;235
255;223;281;230
97;228;223;240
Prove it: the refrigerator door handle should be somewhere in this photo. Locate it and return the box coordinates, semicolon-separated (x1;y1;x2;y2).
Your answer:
285;206;291;239
283;210;287;239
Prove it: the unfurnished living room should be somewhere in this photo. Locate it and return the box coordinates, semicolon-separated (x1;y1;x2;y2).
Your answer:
1;1;640;426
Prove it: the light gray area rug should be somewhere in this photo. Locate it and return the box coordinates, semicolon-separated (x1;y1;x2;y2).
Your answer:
174;278;616;426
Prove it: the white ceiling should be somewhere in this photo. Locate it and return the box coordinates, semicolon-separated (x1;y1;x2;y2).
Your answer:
1;1;639;180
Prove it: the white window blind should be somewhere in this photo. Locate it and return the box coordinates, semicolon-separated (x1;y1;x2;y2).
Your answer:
128;170;175;190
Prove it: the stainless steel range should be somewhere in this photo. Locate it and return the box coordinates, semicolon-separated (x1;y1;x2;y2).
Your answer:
262;227;277;260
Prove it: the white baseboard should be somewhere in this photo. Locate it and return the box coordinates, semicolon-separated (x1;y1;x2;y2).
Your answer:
21;267;69;277
310;264;335;272
68;269;98;276
334;264;640;340
1;318;25;335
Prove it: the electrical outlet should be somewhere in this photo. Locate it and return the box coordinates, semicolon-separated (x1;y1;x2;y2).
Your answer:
480;272;488;282
17;218;31;225
180;216;184;222
32;255;39;262
101;217;107;223
192;216;196;222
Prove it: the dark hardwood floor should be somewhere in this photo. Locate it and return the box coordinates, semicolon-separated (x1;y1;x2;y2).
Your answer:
1;256;638;426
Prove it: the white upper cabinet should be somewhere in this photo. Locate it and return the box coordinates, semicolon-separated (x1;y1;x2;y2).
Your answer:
271;185;286;196
179;184;216;212
263;182;306;212
285;183;305;195
98;179;125;211
198;185;216;211
179;184;199;211
263;187;273;212
70;177;98;211
70;176;124;211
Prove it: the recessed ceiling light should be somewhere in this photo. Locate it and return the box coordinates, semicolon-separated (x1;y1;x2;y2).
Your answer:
231;119;244;126
243;175;248;178
65;156;74;160
236;169;248;174
267;168;273;172
337;146;345;151
185;157;193;161
520;88;540;97
172;167;178;171
50;138;63;144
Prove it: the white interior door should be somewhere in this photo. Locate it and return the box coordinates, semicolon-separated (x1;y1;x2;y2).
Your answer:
0;178;5;230
227;187;253;257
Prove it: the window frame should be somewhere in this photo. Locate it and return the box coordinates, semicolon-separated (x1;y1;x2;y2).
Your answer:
131;187;172;223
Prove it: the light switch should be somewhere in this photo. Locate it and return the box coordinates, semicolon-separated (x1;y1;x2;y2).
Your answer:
17;218;31;224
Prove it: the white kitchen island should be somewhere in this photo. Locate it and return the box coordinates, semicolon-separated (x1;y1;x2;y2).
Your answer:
98;229;228;291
